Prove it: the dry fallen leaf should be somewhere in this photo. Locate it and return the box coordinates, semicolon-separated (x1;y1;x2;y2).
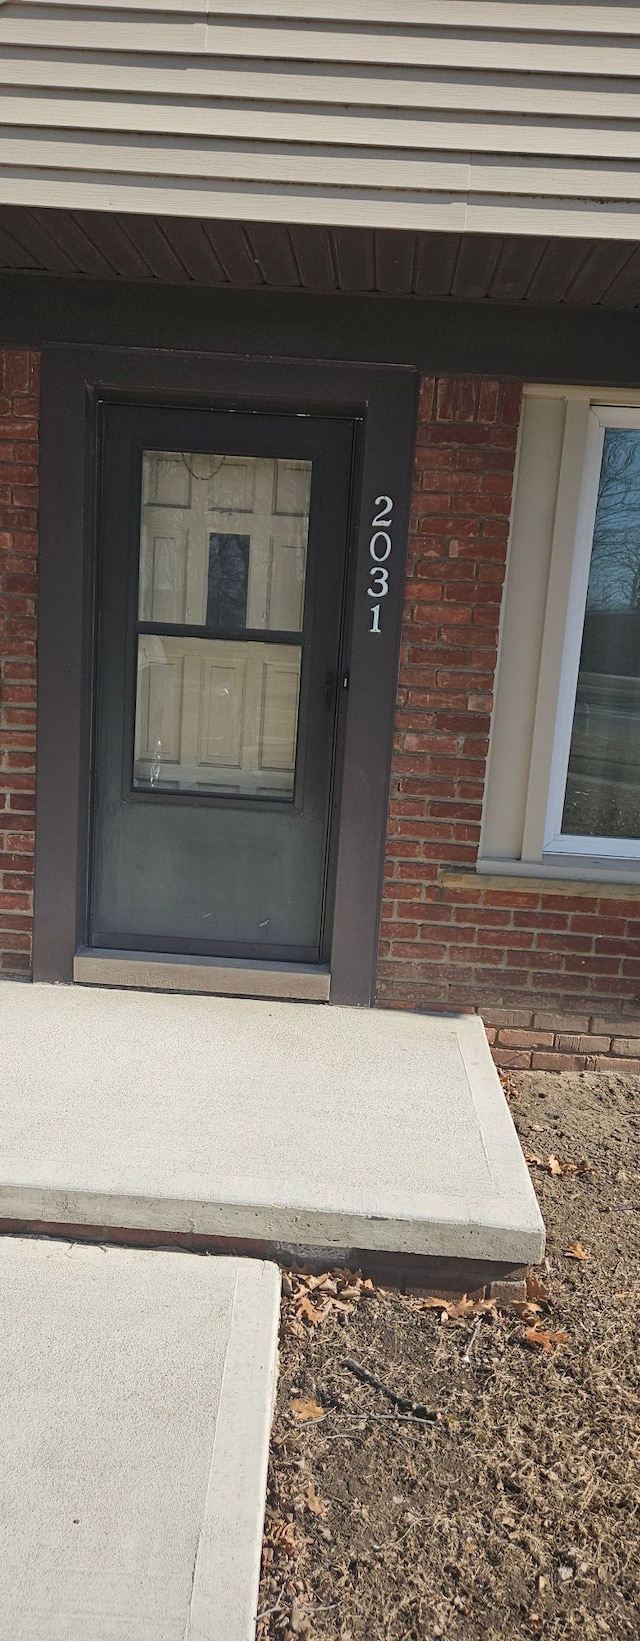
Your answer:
526;1273;550;1305
284;1317;307;1340
410;1293;497;1328
549;1155;591;1178
524;1325;570;1353
306;1274;338;1294
527;1153;590;1178
289;1398;325;1422
289;1271;362;1324
563;1241;591;1260
264;1518;310;1552
302;1479;329;1517
409;1296;453;1323
511;1300;544;1324
295;1295;331;1324
289;1597;312;1635
446;1296;477;1321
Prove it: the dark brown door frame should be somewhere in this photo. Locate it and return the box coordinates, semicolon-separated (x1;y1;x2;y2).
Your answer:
33;345;418;1006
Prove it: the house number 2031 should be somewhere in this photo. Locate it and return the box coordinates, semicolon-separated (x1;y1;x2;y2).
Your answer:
368;495;393;633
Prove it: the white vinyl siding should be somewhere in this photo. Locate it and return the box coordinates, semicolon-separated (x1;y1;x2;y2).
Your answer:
2;2;640;234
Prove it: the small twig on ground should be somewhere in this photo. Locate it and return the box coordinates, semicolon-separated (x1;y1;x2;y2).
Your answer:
319;1431;371;1441
320;1425;416;1447
343;1357;438;1421
256;1583;286;1622
333;1410;436;1425
462;1318;483;1366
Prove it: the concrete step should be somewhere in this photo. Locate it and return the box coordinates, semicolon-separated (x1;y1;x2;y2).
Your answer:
0;981;544;1267
0;1237;280;1641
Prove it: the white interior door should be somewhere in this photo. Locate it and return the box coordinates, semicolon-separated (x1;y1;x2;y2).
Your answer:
135;450;311;795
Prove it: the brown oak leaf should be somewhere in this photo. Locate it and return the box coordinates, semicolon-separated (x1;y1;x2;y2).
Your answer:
306;1274;339;1294
562;1241;590;1260
511;1300;544;1324
526;1273;550;1305
446;1296;477;1320
547;1156;590;1178
295;1295;331;1324
524;1325;569;1353
289;1397;325;1422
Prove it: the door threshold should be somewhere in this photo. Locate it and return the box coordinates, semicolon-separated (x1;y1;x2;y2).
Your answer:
73;948;331;1002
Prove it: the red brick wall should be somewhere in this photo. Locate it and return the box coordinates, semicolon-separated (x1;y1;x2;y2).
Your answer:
0;348;39;976
377;375;640;1071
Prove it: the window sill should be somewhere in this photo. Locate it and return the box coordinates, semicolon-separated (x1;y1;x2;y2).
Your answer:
443;864;640;897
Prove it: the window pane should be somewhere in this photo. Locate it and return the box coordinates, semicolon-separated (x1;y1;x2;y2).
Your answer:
138;451;311;632
562;428;640;839
134;635;301;798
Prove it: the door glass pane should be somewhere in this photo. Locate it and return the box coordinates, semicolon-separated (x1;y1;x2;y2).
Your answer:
134;636;302;797
138;451;311;632
562;428;640;839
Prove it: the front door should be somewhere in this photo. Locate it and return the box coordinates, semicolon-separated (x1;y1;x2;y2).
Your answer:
90;404;355;963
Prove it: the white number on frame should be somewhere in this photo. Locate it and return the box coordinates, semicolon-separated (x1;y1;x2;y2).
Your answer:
368;495;394;633
371;496;393;528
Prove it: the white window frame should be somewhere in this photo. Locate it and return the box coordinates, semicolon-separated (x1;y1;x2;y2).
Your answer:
532;404;640;862
480;387;640;882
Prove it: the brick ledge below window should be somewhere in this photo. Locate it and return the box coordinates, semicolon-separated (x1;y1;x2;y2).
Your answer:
442;870;640;901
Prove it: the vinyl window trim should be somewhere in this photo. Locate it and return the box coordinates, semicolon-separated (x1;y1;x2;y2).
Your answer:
479;385;640;882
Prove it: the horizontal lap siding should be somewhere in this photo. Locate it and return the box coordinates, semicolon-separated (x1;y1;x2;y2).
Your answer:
2;5;640;235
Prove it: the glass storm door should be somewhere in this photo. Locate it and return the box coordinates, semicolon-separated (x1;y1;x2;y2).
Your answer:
90;405;355;961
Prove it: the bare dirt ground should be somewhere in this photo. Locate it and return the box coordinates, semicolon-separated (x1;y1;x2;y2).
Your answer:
256;1069;640;1641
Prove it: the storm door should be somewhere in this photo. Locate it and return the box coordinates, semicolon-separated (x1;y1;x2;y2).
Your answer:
90;404;354;961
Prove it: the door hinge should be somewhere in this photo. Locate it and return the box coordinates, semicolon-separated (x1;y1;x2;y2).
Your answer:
342;672;350;691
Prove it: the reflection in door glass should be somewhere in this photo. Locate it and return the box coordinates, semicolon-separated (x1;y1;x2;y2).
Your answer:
134;451;311;798
562;429;640;839
134;637;302;797
206;533;250;629
138;451;311;632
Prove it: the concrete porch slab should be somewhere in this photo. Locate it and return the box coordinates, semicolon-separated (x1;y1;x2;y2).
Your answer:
0;982;544;1264
0;1237;280;1641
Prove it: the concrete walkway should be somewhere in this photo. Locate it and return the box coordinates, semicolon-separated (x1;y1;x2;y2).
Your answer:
0;1237;280;1640
0;981;543;1263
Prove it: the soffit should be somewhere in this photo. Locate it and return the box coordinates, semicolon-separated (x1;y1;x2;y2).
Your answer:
1;206;640;309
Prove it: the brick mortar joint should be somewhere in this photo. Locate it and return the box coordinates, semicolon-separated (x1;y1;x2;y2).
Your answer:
492;1023;640;1044
0;349;40;978
492;1047;640;1071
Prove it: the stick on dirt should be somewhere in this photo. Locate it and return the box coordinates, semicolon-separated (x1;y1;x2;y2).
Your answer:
462;1318;483;1366
343;1357;438;1421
